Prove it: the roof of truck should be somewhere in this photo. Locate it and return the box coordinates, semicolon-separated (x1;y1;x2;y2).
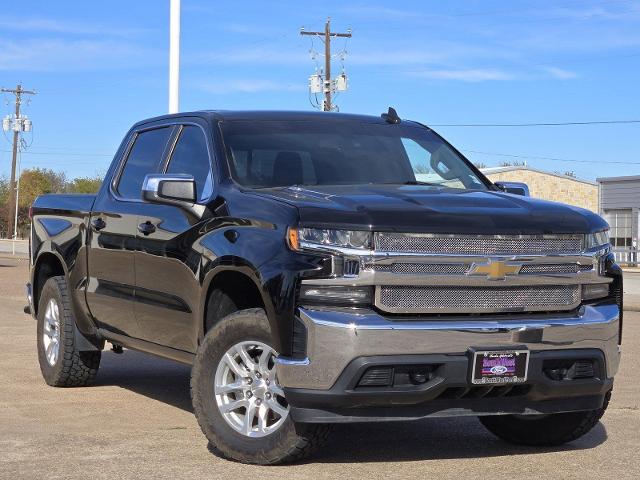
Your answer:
133;110;415;128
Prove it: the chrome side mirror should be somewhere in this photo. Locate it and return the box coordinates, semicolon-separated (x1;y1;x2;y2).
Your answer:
495;181;530;196
142;174;204;216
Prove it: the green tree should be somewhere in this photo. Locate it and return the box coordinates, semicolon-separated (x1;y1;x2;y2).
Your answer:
18;168;67;208
67;175;104;194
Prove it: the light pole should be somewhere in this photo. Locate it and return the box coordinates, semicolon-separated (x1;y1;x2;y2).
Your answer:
169;0;181;113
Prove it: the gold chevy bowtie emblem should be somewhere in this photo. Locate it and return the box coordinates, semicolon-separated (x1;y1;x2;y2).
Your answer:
470;260;521;280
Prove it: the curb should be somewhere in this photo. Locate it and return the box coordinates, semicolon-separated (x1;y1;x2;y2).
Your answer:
0;254;28;261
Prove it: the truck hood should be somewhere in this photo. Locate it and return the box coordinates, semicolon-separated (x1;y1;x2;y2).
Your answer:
249;185;607;234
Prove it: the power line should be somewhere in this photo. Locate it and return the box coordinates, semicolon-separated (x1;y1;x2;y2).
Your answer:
462;149;640;165
432;120;640;127
0;149;112;157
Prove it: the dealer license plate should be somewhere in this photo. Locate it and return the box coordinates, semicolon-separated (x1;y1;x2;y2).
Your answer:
471;350;529;385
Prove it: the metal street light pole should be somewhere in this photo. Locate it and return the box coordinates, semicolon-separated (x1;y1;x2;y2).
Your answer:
169;0;181;114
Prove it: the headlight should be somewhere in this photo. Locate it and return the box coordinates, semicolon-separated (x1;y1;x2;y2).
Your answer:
584;230;610;250
288;227;372;251
299;285;373;305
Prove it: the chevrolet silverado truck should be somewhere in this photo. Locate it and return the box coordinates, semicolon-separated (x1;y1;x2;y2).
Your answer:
27;109;622;464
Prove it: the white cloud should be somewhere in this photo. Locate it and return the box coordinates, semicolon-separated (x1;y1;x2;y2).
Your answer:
338;5;423;21
541;66;578;79
188;47;307;66
0;16;149;37
195;79;304;94
0;38;156;72
413;68;515;82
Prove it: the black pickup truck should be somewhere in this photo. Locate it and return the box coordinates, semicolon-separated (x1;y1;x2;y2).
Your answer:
27;110;622;464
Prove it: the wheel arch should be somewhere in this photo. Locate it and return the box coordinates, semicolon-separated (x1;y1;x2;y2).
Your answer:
32;251;67;316
199;263;278;347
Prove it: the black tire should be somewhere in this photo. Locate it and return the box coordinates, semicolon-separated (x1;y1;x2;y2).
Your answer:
36;276;101;387
191;308;330;464
479;390;611;446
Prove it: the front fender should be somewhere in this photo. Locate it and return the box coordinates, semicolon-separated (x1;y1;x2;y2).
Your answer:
196;219;329;355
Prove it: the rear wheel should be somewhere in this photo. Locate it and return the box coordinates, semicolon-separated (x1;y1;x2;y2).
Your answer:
479;390;610;446
191;308;330;464
37;276;101;387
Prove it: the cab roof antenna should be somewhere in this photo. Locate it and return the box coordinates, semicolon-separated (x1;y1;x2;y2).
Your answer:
381;107;401;124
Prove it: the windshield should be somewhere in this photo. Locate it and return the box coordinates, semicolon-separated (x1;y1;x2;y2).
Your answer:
220;120;488;190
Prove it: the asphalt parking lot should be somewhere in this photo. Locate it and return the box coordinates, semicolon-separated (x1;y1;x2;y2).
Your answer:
1;256;639;479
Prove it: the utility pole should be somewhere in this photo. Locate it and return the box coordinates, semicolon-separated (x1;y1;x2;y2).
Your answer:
1;84;35;240
301;18;352;111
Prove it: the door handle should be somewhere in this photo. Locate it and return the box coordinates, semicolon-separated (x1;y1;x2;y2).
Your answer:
91;218;106;231
137;221;156;236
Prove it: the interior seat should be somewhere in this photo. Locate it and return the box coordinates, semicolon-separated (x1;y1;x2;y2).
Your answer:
272;151;304;186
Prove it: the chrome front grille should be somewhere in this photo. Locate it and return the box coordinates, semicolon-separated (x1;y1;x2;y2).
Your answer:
519;264;593;275
302;232;606;316
375;233;584;255
377;285;581;314
366;262;593;276
368;263;469;275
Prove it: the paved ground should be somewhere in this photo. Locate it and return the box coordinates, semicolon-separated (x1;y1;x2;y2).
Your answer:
1;257;639;480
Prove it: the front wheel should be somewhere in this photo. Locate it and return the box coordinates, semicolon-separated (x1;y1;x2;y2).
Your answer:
479;390;611;446
190;308;330;464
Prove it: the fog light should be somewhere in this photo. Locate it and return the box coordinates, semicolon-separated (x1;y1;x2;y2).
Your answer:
299;285;373;305
582;284;610;300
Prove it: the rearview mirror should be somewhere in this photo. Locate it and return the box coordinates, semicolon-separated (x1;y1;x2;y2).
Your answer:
495;181;530;196
142;174;204;215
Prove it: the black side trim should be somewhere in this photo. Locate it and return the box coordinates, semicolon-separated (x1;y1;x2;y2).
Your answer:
98;329;195;365
134;284;192;313
291;316;308;359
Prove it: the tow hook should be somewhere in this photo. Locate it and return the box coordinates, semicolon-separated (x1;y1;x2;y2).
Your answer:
111;343;124;354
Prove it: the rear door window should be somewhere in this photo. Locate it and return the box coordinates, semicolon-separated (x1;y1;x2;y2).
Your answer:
117;127;173;199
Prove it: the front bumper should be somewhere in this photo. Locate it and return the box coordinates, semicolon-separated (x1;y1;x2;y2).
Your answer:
276;303;620;422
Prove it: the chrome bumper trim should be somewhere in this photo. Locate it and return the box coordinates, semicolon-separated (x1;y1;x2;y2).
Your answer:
276;304;620;390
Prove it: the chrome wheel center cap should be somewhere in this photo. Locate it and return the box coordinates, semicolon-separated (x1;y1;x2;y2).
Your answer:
250;378;268;398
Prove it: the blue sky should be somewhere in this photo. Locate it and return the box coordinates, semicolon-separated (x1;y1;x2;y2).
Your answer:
1;0;639;181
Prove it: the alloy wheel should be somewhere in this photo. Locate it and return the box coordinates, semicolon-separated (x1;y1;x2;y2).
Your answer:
214;341;289;438
43;298;60;366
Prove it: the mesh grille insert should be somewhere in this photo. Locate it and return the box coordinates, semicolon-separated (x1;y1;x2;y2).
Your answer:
375;233;583;255
377;285;581;313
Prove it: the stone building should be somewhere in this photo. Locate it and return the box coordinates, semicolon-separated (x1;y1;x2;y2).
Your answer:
481;166;598;213
596;175;639;264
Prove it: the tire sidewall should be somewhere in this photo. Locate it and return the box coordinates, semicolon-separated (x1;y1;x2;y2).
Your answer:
36;277;70;385
191;309;303;464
